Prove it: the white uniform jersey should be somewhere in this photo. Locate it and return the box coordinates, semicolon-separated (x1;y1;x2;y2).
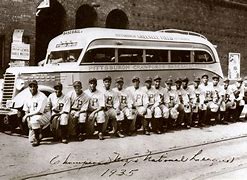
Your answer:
141;86;160;107
190;86;204;105
232;83;245;99
112;87;133;109
212;84;224;102
164;88;179;108
23;91;48;114
221;84;235;103
101;89;119;109
66;90;90;112
183;86;195;100
84;89;105;111
199;82;214;102
48;93;70;115
126;86;147;107
153;86;167;105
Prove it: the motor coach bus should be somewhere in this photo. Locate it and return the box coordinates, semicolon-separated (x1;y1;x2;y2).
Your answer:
0;28;223;124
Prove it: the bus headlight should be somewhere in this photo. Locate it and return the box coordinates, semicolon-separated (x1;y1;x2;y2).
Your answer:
16;79;25;91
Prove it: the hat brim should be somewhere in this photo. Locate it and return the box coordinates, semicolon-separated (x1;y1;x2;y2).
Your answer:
29;82;38;86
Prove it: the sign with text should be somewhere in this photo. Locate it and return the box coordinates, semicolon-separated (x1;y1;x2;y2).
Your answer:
11;43;30;60
228;53;240;80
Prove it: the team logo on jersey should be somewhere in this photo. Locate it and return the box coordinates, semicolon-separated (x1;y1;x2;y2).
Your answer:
58;103;64;110
159;94;164;102
121;96;127;104
106;96;113;106
136;94;141;101
91;98;98;106
32;102;38;111
148;94;154;104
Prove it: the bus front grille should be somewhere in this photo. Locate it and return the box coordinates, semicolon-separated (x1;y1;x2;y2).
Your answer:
2;73;16;107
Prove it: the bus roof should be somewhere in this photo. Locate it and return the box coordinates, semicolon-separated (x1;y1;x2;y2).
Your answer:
47;28;214;52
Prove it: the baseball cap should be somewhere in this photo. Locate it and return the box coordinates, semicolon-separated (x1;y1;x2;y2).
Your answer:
132;76;140;82
182;77;189;83
154;75;161;81
201;74;209;78
212;75;220;80
166;78;173;84
73;81;82;87
89;77;97;84
145;76;152;82
103;76;111;82
54;82;63;89
194;77;201;82
28;80;38;87
115;77;124;83
223;77;230;82
175;78;182;83
237;77;243;82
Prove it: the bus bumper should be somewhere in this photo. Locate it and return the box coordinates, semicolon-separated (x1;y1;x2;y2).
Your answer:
0;108;18;116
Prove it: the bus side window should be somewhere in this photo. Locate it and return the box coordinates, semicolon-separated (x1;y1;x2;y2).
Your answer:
146;49;168;63
83;48;115;63
118;49;143;63
171;50;190;62
194;51;213;63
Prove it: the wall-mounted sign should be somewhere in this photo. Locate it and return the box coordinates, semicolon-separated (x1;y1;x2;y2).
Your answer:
11;43;30;60
228;52;240;80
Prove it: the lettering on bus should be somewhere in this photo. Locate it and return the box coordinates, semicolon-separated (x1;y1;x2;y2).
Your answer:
87;64;207;71
63;29;83;35
56;41;78;48
115;34;189;41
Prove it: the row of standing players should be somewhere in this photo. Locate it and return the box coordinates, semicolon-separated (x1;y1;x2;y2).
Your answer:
22;74;247;146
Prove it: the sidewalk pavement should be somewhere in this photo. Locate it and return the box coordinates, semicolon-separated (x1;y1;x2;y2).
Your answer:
1;120;247;180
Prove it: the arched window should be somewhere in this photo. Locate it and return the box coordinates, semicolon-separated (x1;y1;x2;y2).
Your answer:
76;4;97;28
36;0;65;63
106;9;128;29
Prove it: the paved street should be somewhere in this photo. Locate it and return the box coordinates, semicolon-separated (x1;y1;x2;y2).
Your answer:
1;121;247;180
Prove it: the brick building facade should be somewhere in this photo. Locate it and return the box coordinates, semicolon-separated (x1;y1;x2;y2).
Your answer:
0;0;246;77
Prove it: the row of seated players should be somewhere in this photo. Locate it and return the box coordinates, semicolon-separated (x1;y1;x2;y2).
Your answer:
22;74;246;146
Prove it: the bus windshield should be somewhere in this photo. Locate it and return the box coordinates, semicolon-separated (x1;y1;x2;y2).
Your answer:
47;49;82;64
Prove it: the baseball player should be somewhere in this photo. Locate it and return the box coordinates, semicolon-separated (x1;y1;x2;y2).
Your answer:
221;78;235;122
141;77;162;134
66;81;89;141
198;74;214;125
48;82;70;143
174;78;187;128
190;77;203;126
231;78;245;121
84;78;106;140
181;77;193;128
208;75;225;124
113;77;135;136
164;78;179;129
22;80;51;147
102;76;124;138
126;76;147;134
153;75;169;132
